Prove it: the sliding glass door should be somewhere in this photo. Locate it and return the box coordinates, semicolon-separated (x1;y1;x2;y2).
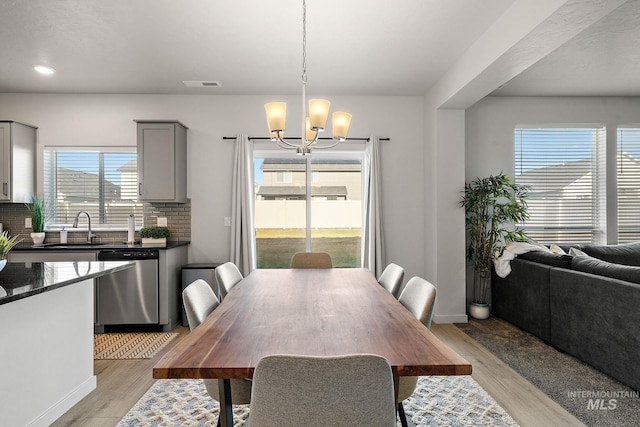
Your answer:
254;150;363;268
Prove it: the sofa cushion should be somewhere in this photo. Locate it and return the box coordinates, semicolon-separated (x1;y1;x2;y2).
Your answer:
571;255;640;284
579;242;640;266
519;250;573;269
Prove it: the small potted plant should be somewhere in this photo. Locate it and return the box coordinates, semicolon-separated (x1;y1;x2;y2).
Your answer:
461;172;529;319
0;231;21;271
27;194;47;245
140;226;170;247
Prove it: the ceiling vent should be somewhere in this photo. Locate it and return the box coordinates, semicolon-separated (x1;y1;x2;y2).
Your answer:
183;81;221;88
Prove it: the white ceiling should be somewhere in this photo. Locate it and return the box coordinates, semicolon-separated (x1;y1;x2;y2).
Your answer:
491;0;640;97
1;0;639;97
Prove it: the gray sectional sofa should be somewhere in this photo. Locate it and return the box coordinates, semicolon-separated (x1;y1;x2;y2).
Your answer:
492;243;640;391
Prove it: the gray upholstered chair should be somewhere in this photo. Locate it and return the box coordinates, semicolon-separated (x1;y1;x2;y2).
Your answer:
396;276;437;427
182;279;252;425
183;279;219;327
377;263;405;298
215;261;243;300
248;354;396;427
290;252;333;269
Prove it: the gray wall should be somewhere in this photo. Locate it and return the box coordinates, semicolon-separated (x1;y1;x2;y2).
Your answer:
0;92;427;294
465;95;640;302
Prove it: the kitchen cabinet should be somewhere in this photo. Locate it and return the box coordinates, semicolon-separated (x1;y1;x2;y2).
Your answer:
0;121;37;203
136;120;188;203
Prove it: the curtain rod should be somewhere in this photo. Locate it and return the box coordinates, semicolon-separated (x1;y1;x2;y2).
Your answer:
223;136;390;141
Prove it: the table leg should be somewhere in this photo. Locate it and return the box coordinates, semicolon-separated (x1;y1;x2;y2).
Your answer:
393;372;400;412
218;379;234;427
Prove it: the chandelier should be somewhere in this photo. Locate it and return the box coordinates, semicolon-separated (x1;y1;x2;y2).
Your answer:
264;0;352;156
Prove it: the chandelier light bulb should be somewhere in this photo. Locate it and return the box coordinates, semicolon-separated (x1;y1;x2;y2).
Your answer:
265;102;287;134
308;99;330;131
332;112;352;141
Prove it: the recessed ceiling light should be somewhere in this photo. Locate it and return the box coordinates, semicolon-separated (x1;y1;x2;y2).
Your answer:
34;65;55;75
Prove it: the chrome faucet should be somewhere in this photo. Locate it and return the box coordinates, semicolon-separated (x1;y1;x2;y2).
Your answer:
72;210;97;243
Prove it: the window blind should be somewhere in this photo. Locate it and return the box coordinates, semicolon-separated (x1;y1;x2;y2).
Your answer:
617;128;640;243
43;147;143;229
514;127;606;244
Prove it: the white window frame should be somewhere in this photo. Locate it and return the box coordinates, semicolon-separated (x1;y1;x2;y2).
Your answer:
254;144;364;264
514;125;606;244
43;146;143;231
617;126;640;243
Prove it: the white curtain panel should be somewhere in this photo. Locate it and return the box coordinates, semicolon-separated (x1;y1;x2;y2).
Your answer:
230;134;257;275
362;136;385;277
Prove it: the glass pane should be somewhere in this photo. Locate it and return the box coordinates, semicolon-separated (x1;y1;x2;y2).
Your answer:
514;128;606;244
310;157;362;267
617;128;640;243
44;148;143;229
255;157;307;268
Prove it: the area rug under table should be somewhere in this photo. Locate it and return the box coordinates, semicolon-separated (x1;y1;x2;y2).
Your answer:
117;376;519;426
94;332;178;360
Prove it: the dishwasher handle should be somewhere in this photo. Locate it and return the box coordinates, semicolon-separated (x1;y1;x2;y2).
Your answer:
98;250;159;261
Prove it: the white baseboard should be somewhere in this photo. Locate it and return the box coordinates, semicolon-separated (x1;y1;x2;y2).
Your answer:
29;375;97;427
433;313;468;324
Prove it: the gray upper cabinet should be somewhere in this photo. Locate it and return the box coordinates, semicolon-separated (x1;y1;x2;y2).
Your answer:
0;121;37;203
136;120;188;203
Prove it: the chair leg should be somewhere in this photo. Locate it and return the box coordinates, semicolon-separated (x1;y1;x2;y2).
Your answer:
398;401;409;427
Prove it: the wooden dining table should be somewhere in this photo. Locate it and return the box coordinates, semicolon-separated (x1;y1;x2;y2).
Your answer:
153;268;472;427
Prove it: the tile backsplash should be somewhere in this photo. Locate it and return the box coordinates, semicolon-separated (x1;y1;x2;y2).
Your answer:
0;200;191;244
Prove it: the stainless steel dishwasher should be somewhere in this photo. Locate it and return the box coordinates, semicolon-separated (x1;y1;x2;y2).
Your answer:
96;249;159;326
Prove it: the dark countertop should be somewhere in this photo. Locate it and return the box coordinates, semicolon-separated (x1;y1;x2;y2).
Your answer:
11;241;190;251
0;261;134;305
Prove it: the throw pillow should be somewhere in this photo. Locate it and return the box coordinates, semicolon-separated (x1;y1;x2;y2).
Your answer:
580;242;640;266
569;247;588;257
519;251;573;268
549;244;566;255
571;255;640;284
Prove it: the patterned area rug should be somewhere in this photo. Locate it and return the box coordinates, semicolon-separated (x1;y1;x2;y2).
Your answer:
94;333;178;360
118;376;519;426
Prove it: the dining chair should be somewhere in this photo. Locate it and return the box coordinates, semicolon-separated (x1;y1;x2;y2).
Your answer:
396;276;437;427
377;263;405;298
215;261;243;300
248;354;396;427
182;279;252;426
290;252;333;268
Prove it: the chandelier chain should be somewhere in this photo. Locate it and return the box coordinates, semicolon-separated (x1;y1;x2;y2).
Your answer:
302;0;307;84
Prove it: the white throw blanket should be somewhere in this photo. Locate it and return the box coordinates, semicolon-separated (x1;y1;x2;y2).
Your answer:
493;242;551;278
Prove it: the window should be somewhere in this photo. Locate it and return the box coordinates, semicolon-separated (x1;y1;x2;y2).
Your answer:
43;147;143;229
617;128;640;243
275;171;292;183
514;127;606;244
254;151;363;268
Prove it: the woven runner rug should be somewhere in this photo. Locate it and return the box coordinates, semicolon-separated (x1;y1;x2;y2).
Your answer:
94;332;178;360
117;375;519;426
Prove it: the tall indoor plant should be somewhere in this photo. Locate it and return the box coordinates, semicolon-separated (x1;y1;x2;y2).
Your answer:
461;172;529;319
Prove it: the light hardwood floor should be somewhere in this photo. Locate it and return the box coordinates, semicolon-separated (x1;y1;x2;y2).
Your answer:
51;324;585;427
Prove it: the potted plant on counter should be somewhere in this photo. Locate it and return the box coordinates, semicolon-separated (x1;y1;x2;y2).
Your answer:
140;226;170;247
0;231;21;271
461;172;529;319
27;194;47;245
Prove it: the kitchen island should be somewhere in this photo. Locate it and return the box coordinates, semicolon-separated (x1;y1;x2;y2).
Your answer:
0;261;133;427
